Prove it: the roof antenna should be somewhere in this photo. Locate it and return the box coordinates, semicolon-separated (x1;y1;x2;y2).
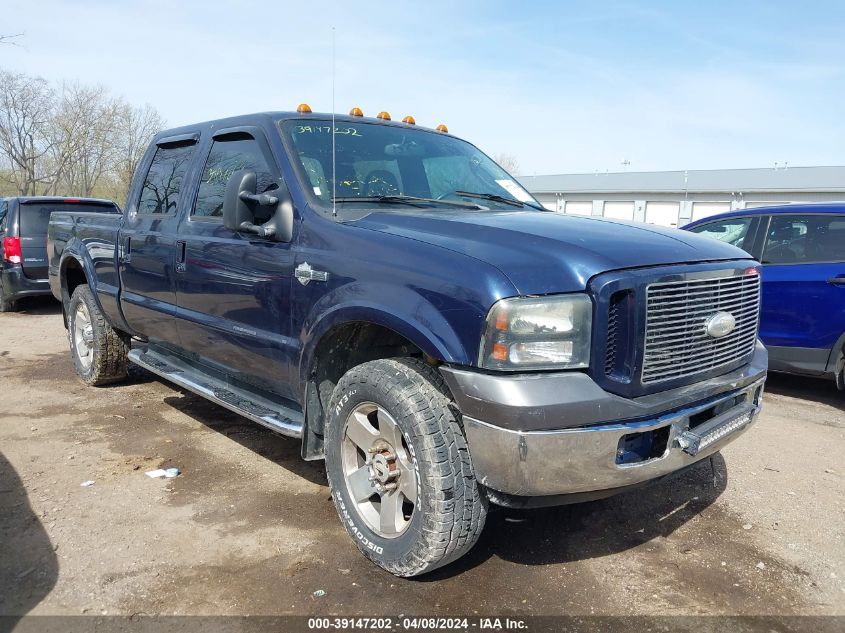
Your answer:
331;26;337;218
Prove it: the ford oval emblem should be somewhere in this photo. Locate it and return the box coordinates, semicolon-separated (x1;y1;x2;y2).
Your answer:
704;311;736;338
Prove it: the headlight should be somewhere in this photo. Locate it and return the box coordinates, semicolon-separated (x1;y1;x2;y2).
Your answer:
479;294;592;370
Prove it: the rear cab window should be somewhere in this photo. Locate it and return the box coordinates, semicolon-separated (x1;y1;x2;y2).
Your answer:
762;214;845;264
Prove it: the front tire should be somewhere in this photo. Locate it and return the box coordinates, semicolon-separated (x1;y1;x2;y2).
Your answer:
68;285;129;386
325;358;486;577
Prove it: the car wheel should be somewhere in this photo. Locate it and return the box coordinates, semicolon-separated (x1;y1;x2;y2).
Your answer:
835;346;844;392
325;358;487;577
0;279;17;313
68;285;129;386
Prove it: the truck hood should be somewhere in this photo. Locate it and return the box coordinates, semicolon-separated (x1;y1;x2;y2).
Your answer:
352;210;753;295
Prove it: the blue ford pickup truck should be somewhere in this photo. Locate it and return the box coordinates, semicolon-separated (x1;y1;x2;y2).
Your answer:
48;108;767;576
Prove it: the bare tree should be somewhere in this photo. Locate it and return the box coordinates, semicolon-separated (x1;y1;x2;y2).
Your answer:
0;69;56;195
0;33;23;47
494;152;521;176
0;68;165;201
114;103;165;202
48;83;122;196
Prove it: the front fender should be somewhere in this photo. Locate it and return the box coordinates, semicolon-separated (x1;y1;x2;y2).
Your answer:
298;281;476;388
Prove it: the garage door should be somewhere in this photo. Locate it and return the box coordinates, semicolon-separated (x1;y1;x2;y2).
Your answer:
691;202;731;222
645;202;680;227
745;201;790;209
603;201;635;221
564;201;593;216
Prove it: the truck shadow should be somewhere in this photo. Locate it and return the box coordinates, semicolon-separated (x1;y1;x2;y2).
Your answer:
424;454;728;579
8;296;62;316
161;391;327;487
764;372;844;412
142;373;728;575
0;451;59;619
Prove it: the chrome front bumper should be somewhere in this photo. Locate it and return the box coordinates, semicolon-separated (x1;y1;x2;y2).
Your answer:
462;376;766;497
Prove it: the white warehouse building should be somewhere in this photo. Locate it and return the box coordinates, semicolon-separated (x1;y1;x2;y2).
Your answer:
518;166;845;228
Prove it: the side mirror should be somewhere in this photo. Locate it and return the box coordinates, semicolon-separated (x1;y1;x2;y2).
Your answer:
223;170;294;242
223;170;257;232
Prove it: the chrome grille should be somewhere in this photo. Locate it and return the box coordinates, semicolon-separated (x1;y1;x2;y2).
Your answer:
642;272;760;384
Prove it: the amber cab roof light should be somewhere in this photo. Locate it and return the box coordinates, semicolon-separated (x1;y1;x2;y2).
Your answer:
296;103;312;114
349;107;364;117
376;111;391;121
436;123;449;133
402;115;416;125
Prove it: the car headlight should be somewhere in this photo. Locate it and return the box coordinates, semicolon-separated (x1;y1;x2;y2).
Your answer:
478;294;592;371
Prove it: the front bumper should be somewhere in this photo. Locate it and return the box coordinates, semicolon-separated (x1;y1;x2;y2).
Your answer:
441;341;767;497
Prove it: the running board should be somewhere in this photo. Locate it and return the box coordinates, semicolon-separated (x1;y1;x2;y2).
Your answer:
128;349;303;438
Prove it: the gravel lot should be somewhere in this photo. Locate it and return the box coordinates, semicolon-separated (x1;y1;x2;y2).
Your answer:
1;298;843;622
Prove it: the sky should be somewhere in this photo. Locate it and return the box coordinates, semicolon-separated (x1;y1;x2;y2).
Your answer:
2;0;843;175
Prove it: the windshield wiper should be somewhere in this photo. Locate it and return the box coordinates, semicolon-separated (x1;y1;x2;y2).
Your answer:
451;191;546;211
332;195;482;209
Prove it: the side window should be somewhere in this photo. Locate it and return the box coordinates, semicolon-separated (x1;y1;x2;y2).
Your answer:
763;215;845;264
688;217;754;252
193;136;275;219
0;200;7;232
137;143;196;214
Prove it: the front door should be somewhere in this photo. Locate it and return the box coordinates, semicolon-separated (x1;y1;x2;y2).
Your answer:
119;137;199;346
759;213;845;353
174;128;298;400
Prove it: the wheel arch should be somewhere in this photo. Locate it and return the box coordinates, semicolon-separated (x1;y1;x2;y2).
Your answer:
59;252;97;327
298;306;466;461
826;330;845;384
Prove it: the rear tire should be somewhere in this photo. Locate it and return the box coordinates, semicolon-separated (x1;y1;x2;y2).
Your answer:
0;280;17;313
835;346;844;392
68;285;129;386
325;358;487;577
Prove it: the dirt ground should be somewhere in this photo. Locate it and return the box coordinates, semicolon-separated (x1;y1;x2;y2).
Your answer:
1;298;843;622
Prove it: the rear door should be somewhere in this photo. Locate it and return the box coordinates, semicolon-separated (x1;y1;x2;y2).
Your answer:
759;213;845;351
118;135;199;346
174;127;297;399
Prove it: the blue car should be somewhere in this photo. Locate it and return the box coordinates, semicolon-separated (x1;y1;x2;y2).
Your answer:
684;204;845;390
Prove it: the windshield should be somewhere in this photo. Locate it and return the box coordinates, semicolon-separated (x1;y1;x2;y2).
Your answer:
279;118;542;215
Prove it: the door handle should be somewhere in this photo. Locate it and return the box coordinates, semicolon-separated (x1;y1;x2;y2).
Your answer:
175;240;187;273
828;276;845;286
